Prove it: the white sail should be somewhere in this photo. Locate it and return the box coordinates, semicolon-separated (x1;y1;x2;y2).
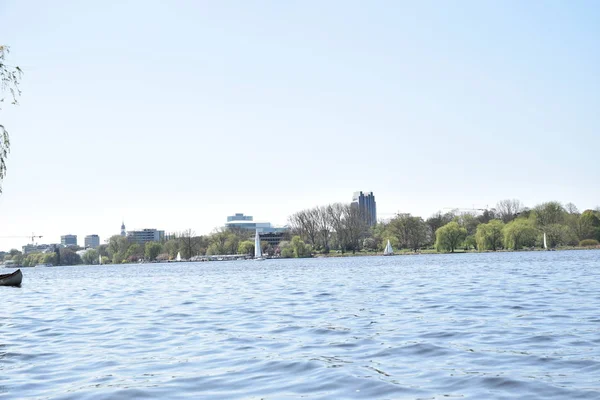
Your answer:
176;252;182;262
384;239;394;255
543;232;547;250
99;254;102;265
254;230;263;259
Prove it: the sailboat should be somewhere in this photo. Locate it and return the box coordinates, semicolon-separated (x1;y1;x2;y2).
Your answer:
98;254;102;265
383;239;394;256
543;232;549;251
176;252;182;262
254;230;265;261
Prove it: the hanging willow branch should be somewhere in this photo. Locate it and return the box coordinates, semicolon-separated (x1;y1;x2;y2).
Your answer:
0;45;23;192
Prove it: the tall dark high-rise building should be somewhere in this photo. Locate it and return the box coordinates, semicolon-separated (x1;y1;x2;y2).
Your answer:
352;191;377;226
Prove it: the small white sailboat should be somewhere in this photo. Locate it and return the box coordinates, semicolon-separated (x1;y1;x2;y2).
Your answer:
383;239;394;256
254;230;265;260
98;254;102;265
176;252;182;262
543;232;548;250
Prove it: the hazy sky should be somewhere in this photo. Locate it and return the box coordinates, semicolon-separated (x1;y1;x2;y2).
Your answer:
1;1;598;251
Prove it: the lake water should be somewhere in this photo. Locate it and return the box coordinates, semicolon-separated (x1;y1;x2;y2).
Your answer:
1;250;600;399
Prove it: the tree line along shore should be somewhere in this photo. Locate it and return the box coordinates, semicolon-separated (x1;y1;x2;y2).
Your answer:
3;199;600;266
288;199;600;255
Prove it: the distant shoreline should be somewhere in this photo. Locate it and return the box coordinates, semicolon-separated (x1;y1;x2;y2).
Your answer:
2;246;598;268
314;246;600;258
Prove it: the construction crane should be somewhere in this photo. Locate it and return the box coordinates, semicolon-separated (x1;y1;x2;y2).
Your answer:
443;207;488;214
0;233;43;245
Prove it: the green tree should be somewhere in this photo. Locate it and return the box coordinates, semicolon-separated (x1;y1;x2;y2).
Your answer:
237;240;254;255
4;249;21;261
458;212;480;238
9;248;21;256
97;244;109;258
59;248;82;266
435;222;467;253
43;252;57;265
503;219;537;250
162;239;180;259
545;224;576;248
145;242;162;261
108;235;130;263
205;243;219;256
22;253;40;267
533;201;566;228
224;233;240;255
369;222;389;251
291;236;311;258
209;229;229;255
463;235;477;251
278;240;294;258
196;235;211;256
576;210;600;241
10;251;24;266
475;220;505;251
81;249;99;265
389;214;428;251
125;243;143;262
426;211;456;245
0;45;22;192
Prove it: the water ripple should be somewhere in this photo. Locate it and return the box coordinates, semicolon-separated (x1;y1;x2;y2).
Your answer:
1;250;600;399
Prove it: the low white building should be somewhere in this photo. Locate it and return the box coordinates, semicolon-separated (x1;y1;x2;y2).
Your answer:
127;229;165;244
224;213;288;234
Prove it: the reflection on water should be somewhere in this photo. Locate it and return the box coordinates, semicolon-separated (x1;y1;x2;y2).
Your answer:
1;250;600;399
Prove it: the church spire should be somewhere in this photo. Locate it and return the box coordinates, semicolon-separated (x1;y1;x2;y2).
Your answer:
121;221;126;237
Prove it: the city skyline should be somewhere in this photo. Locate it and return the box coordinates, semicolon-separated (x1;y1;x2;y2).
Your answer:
1;2;599;252
4;193;596;253
1;212;292;251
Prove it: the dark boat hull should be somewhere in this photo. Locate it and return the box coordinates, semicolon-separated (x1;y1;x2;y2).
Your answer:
0;269;22;287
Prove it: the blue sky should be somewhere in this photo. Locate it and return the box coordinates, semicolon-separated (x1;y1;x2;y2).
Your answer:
0;0;598;250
